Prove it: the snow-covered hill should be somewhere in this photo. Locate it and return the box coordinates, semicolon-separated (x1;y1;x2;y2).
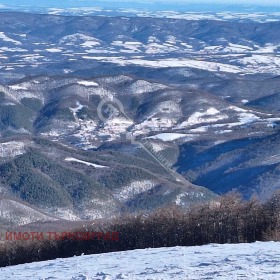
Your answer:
1;242;280;279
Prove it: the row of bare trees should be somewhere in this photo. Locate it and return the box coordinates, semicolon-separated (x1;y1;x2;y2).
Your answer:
0;191;280;267
112;191;280;250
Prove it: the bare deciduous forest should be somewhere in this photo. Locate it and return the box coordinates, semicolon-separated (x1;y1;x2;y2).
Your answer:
1;191;280;268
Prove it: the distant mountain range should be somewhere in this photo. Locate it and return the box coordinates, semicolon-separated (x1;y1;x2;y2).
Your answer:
0;11;279;228
1;11;280;85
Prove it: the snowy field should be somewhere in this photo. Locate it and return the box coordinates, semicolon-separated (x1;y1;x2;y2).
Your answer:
1;242;280;279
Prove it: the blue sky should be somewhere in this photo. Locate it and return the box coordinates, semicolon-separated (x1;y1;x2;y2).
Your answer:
0;0;279;6
102;0;280;4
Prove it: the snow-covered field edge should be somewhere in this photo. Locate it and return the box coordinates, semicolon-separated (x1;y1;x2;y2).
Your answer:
1;242;280;279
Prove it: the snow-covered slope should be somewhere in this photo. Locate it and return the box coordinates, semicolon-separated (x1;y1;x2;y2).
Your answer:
1;242;280;279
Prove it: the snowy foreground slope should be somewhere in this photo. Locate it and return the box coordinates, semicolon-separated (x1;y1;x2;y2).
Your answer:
1;242;280;280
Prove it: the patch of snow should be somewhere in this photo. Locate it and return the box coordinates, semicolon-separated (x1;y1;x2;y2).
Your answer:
70;101;85;119
215;129;233;134
0;32;22;45
64;157;107;168
59;33;101;47
45;48;63;53
148;133;187;141
82;56;242;73
9;85;27;90
0;47;27;52
228;106;248;112
0;198;57;226
238;112;261;124
81;40;100;48
114;180;155;201
0;141;25;158
183;108;228;127
175;193;187;205
128;80;168;94
189;126;209;133
254;43;279;53
149;142;168;152
77;81;98;87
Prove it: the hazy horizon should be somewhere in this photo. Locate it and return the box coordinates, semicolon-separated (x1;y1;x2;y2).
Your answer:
0;0;279;15
0;0;280;9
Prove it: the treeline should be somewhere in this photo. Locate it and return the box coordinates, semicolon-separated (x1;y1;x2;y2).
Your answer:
0;191;280;267
115;192;280;247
